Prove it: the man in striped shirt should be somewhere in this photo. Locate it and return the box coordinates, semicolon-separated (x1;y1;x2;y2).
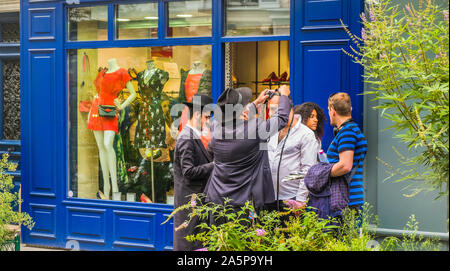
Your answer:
326;92;368;209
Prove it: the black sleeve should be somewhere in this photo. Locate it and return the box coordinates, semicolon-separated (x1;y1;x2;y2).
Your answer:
178;138;214;181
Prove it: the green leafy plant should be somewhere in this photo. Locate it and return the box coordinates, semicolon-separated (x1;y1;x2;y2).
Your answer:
184;198;341;251
342;0;449;198
0;153;34;248
379;214;441;251
326;205;376;251
164;194;442;251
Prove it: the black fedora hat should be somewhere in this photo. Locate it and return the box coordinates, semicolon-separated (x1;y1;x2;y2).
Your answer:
217;87;252;107
183;94;213;109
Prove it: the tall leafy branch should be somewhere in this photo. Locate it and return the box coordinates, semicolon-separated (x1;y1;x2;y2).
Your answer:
342;0;449;198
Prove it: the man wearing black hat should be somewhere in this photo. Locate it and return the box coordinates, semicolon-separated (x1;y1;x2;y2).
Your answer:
173;94;214;251
204;85;291;214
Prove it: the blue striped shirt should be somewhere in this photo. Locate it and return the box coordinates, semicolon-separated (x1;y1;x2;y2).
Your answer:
327;120;367;206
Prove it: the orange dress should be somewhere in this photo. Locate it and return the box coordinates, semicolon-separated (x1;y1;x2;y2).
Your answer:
179;73;211;148
179;73;203;132
87;68;132;134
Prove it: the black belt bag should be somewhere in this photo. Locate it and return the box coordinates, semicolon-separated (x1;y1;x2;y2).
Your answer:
98;105;117;117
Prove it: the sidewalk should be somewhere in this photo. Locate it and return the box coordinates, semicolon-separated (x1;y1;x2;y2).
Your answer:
20;244;66;251
7;224;66;251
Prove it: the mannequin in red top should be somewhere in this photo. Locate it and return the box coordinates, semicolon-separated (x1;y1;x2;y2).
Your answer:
178;61;211;148
88;58;137;200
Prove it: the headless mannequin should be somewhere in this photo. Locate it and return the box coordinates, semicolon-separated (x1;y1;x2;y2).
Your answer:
93;58;137;200
178;61;207;133
189;60;205;75
139;59;162;159
135;59;167;202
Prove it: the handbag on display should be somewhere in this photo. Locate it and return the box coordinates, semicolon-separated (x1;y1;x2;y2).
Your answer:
98;105;117;117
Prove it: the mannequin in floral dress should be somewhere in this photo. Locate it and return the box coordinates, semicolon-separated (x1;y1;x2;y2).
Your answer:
133;60;170;202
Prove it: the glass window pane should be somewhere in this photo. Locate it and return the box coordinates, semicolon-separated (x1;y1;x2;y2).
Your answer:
68;45;212;204
225;0;290;36
167;0;212;38
224;40;290;100
116;3;158;40
2;60;21;140
68;6;108;41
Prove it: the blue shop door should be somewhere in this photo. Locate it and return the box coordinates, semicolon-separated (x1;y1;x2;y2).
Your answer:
293;0;363;150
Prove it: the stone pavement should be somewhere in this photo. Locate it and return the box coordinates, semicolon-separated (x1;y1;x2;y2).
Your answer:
20;244;67;251
7;224;66;251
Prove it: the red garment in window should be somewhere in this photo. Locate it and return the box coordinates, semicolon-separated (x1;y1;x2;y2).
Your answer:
184;73;203;102
179;73;203;132
87;68;131;133
178;73;211;147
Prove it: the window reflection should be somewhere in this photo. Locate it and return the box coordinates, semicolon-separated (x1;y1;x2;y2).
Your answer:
68;6;108;41
116;3;158;40
225;0;290;36
167;0;212;37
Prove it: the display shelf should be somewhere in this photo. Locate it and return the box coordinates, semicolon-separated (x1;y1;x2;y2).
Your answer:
249;40;289;96
251;80;289;89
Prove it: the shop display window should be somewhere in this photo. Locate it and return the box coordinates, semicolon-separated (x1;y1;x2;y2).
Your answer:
116;3;159;40
225;40;290;99
68;45;212;204
167;0;212;38
68;6;108;41
65;1;290;205
225;0;290;36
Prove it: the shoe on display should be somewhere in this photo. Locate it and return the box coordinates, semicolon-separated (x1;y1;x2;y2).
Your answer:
279;71;288;82
141;193;152;203
262;72;279;82
97;191;106;200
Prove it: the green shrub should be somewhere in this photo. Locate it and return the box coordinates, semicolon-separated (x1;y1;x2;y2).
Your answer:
0;153;34;247
164;194;441;251
343;0;449;198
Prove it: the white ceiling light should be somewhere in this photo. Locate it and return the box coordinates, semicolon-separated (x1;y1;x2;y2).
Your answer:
117;18;131;22
144;16;158;20
176;14;193;18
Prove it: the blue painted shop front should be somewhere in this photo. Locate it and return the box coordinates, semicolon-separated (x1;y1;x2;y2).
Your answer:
20;0;363;251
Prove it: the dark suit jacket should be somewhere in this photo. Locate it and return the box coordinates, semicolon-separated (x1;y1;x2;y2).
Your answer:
173;125;213;251
204;95;292;208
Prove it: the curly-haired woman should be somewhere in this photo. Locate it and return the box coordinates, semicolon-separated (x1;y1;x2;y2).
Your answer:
267;100;327;211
